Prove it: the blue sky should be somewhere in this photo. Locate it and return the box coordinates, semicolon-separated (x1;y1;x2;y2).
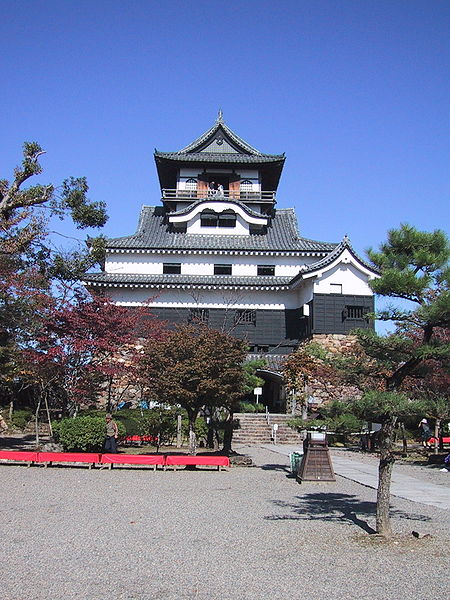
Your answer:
1;1;448;328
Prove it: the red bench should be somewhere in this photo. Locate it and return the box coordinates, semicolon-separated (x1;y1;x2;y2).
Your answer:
100;453;165;470
37;452;101;468
121;435;157;445
428;437;450;444
165;455;230;471
0;450;38;466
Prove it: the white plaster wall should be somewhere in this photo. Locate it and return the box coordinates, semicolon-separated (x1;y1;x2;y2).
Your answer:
105;252;323;277
106;287;301;310
313;263;373;295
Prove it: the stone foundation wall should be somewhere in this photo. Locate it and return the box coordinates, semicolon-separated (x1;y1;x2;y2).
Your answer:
288;334;362;415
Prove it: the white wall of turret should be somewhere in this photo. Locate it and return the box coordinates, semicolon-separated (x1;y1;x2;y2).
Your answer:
105;251;323;277
103;286;308;310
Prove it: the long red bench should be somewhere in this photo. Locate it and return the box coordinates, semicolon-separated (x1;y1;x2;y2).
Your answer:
100;453;165;470
0;451;230;471
428;437;450;444
165;455;230;471
38;452;101;468
0;450;38;465
121;435;157;444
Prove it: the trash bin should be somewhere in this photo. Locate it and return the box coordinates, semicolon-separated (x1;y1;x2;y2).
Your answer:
289;451;303;475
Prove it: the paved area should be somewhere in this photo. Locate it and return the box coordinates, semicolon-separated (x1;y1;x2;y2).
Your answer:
261;444;450;511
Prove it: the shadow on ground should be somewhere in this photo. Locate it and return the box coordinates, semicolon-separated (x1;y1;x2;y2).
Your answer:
265;493;431;534
260;463;292;475
0;435;38;450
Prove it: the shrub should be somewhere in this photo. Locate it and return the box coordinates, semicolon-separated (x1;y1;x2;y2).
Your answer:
139;408;178;449
9;409;34;431
238;401;265;413
52;416;124;452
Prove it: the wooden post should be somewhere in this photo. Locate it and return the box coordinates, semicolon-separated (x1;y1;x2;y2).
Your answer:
177;414;182;448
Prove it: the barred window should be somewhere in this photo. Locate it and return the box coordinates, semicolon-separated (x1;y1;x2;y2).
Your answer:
214;264;232;275
343;305;366;320
257;265;275;276
200;210;218;227
189;308;209;324
240;179;253;191
218;210;236;228
163;263;181;274
235;309;256;325
185;178;197;190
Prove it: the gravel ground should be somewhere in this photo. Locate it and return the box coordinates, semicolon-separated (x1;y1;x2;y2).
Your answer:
1;446;448;600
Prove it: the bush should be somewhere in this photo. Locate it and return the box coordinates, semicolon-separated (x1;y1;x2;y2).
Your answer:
238;402;266;413
52;416;124;452
139;408;178;449
9;409;34;431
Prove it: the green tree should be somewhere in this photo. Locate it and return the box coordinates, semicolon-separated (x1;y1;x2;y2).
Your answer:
354;224;450;537
138;323;247;455
1;142;108;410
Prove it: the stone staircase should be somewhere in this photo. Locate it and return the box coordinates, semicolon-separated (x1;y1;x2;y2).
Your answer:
232;413;301;446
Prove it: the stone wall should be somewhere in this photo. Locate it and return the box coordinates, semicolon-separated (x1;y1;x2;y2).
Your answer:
287;334;362;415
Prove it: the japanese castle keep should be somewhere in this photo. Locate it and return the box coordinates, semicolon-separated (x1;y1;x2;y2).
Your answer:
84;113;377;411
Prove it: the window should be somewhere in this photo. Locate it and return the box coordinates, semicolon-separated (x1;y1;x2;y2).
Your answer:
200;210;218;227
163;263;181;274
256;345;269;353
189;308;209;324
257;265;275;276
235;309;256;325
214;264;232;275
240;180;253;192
218;211;236;228
343;305;366;320
185;178;197;191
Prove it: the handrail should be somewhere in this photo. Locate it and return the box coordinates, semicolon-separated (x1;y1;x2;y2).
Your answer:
162;189;276;202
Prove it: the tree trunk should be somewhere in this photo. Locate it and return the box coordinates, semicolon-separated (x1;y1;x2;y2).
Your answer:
187;411;197;455
34;396;42;448
8;399;14;421
222;411;234;454
434;419;441;455
399;422;408;457
376;416;397;537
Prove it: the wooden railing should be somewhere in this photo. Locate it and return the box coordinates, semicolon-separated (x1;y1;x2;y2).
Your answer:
161;189;276;202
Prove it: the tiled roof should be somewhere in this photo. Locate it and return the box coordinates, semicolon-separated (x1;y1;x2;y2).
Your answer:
247;354;288;373
105;206;337;253
297;235;378;276
155;113;285;163
154;151;284;164
83;273;293;289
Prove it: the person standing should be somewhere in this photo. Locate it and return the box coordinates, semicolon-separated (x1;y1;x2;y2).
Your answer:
104;413;119;453
418;418;432;449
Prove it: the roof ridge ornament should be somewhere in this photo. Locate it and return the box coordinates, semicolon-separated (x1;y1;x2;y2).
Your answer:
217;108;224;123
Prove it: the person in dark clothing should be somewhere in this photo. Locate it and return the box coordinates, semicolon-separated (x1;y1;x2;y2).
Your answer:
104;413;119;453
418;418;432;449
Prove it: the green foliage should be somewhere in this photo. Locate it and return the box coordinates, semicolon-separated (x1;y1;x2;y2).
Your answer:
368;224;449;304
351;390;421;422
287;417;310;431
242;358;267;394
52;416;125;452
139;407;179;448
59;177;108;229
238;401;266;413
182;416;208;441
8;408;33;430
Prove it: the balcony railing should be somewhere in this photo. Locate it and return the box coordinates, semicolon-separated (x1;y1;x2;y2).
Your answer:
161;189;276;203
